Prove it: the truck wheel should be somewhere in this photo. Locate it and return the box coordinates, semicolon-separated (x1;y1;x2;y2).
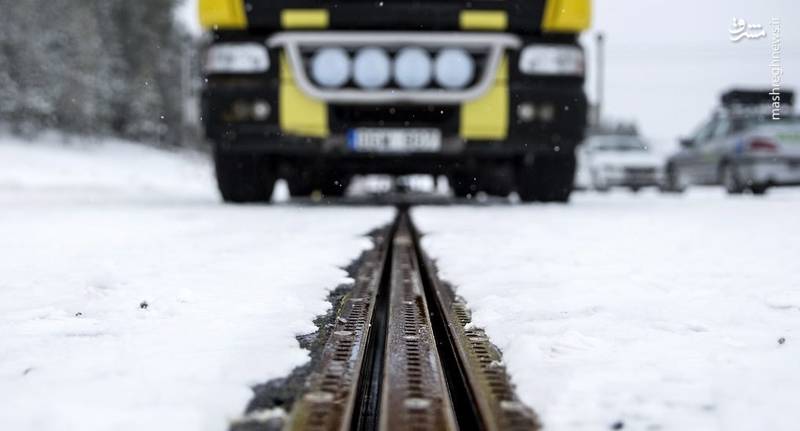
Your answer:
288;179;314;197
214;151;275;203
722;163;745;195
448;173;478;198
516;153;576;203
320;174;351;198
287;170;315;197
481;166;515;197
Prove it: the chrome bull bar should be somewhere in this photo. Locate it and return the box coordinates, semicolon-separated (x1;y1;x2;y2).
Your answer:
268;32;521;105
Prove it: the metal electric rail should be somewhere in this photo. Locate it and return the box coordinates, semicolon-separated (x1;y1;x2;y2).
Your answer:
285;211;539;431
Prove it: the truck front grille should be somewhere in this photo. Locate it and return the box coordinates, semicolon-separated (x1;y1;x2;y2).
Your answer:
330;105;458;133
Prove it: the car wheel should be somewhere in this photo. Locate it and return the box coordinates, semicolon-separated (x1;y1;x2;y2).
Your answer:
590;170;609;192
214;150;275;203
516;153;576;203
722;163;745;195
664;163;686;194
751;183;769;195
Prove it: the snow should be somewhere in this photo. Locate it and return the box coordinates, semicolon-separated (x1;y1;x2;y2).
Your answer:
176;0;200;35
0;133;211;198
413;190;800;431
4;132;800;430
0;134;393;431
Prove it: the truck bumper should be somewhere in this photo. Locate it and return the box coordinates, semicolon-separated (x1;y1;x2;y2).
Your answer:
203;83;586;174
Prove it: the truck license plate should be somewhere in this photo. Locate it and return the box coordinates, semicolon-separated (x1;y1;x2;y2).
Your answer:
348;128;442;153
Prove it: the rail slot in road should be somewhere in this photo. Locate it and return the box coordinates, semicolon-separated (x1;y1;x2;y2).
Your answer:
286;210;539;431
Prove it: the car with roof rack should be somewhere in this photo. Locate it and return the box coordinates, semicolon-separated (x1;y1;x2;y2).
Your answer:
665;89;800;195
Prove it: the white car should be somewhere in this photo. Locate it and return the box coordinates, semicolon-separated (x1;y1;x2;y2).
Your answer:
577;134;664;192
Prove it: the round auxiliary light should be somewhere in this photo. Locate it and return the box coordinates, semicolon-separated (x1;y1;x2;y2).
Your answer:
517;103;536;122
394;47;433;89
253;100;271;120
311;48;351;88
353;47;391;90
434;48;475;89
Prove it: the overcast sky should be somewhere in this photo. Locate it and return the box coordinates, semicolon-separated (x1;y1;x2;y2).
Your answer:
586;0;798;147
178;0;799;147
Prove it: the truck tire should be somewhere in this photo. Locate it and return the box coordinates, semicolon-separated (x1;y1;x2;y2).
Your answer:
288;179;314;197
516;153;576;203
287;170;315;197
214;151;275;203
481;165;515;197
448;172;478;198
320;174;351;198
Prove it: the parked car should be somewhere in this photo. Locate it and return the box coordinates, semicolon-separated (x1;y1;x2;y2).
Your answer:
576;133;664;192
665;89;799;195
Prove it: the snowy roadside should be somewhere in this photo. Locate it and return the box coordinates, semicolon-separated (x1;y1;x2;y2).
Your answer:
414;191;800;431
0;133;213;200
0;135;393;430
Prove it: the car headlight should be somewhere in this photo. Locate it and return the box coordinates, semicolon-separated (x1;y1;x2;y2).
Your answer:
519;45;584;76
204;43;270;74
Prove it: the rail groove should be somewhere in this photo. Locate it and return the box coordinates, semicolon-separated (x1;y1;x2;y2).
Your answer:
285;210;539;431
286;224;393;431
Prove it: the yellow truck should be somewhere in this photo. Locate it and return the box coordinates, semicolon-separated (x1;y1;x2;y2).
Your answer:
199;0;591;202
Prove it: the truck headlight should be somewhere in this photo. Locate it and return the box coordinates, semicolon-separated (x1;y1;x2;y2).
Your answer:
204;43;270;74
519;45;584;76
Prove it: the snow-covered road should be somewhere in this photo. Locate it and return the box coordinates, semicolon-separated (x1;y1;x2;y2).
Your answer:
3;135;800;431
0;136;393;430
414;191;800;431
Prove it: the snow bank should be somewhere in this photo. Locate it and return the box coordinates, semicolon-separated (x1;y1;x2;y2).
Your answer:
0;133;213;199
0;134;393;430
414;190;800;431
